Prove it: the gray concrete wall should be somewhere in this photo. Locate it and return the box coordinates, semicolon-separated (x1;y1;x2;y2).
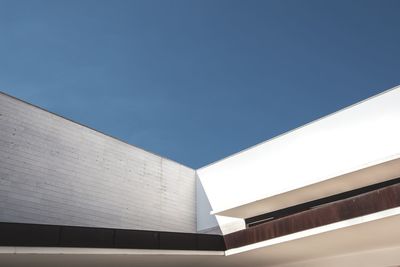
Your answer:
0;92;196;233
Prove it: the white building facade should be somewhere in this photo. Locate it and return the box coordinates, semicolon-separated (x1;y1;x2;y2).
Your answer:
1;86;400;266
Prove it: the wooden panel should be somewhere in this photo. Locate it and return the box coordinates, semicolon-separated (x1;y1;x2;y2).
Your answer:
224;183;400;250
245;177;400;227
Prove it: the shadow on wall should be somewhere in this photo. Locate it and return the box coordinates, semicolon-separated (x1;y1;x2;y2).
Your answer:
196;175;221;235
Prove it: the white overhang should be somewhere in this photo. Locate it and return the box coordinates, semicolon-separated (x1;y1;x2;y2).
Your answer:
198;85;400;220
212;156;400;218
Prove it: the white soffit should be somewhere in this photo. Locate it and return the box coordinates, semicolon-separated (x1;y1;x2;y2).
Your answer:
197;85;400;218
215;156;400;218
225;207;400;256
225;207;400;267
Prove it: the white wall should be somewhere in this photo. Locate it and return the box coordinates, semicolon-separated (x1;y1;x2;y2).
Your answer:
198;86;400;232
0;92;196;233
196;176;221;234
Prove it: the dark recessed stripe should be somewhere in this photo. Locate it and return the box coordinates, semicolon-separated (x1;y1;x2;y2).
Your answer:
0;223;60;247
114;229;159;249
0;222;225;251
59;226;114;248
197;234;226;251
159;232;198;250
246;177;400;227
225;182;400;250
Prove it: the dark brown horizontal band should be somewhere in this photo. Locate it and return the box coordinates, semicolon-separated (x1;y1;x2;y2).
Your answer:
225;182;400;250
0;222;225;251
246;177;400;227
3;179;400;252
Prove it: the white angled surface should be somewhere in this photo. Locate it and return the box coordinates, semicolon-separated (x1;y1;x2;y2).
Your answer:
198;86;400;222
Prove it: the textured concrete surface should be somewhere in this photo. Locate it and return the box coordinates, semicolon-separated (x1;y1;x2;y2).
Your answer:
0;92;196;233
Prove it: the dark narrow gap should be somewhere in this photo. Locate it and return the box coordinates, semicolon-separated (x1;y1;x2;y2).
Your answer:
246;177;400;227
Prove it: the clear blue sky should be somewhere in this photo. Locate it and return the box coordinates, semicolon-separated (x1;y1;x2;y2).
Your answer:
1;0;399;168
